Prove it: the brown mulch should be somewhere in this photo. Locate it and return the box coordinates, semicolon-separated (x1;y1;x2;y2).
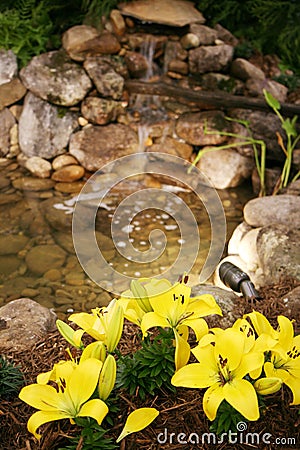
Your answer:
0;279;299;450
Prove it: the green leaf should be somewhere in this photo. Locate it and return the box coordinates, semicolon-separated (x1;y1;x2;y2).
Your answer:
282;118;298;138
263;89;280;111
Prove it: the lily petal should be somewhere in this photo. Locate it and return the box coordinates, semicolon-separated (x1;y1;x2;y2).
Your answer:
140;312;170;336
232;318;256;352
245;310;276;338
234;352;264;379
77;398;109;424
19;384;61;411
277;315;294;350
181;317;208;342
223;378;259;421
214;329;244;371
149;282;191;326
116;407;159;443
285;376;300;405
144;278;172;298
68;359;102;407
27;410;71;439
172;362;214;388
174;328;190;370
264;361;290;382
203;384;224;421
188;294;222;317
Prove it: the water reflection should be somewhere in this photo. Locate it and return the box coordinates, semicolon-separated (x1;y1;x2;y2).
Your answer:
0;159;253;319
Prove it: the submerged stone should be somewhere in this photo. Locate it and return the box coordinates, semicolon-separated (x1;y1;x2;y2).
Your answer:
25;244;67;275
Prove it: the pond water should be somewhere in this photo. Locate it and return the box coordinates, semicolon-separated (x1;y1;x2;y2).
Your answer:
0;157;254;320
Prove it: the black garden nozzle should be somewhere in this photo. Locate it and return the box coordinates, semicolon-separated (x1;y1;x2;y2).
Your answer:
219;262;261;301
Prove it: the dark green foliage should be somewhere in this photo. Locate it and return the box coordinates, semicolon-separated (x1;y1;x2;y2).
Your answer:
0;0;130;67
197;0;300;74
0;0;54;66
273;73;300;92
58;418;117;450
116;328;177;400
0;355;24;399
209;400;247;435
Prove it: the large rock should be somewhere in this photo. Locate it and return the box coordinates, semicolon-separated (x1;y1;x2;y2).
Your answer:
147;136;193;159
124;51;149;78
256;225;300;283
231;58;265;81
196;148;253;189
0;108;16;157
25;244;67;275
281;286;300;319
19;92;78;158
189;44;234;74
191;284;241;329
244;195;300;228
81;96;124;125
175;111;230;146
230;110;285;162
62;26;121;61
189;24;218;45
0;78;27;111
83;58;124;99
227;221;252;255
0;50;18;85
69;123;138;171
0;298;56;352
20;50;92;106
246;78;288;102
118;0;205;27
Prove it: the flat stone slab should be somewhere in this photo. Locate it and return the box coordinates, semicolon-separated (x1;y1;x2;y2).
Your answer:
118;0;205;27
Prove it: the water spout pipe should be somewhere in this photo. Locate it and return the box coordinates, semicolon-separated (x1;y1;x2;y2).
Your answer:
219;261;261;301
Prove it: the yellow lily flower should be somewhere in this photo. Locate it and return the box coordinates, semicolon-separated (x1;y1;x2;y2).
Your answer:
141;278;221;335
19;358;109;439
246;312;300;405
118;278;170;326
69;299;124;352
116;407;159;443
171;329;264;421
139;278;221;369
37;342;106;385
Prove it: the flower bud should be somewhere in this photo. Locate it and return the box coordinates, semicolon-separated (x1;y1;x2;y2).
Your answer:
98;354;116;400
254;377;282;395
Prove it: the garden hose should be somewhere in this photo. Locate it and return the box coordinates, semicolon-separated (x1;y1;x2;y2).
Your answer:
219;261;261;300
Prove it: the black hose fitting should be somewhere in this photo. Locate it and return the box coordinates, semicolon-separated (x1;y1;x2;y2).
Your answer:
219;261;261;301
